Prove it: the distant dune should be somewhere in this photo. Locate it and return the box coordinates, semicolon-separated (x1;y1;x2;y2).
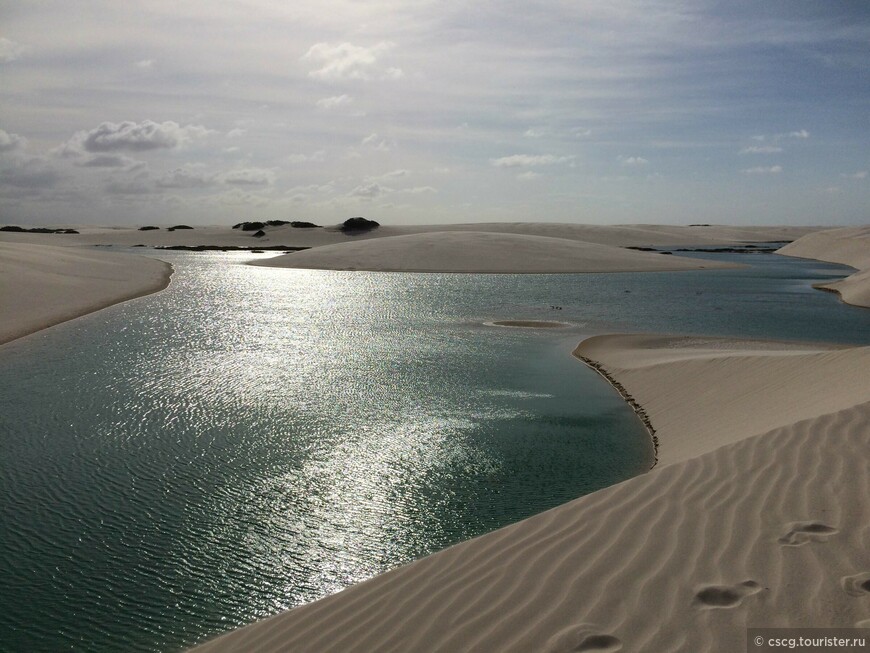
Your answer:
251;231;741;273
778;226;870;308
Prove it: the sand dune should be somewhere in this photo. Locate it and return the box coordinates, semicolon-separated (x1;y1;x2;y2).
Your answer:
0;242;172;345
189;335;870;652
0;222;819;250
778;226;870;308
251;231;741;273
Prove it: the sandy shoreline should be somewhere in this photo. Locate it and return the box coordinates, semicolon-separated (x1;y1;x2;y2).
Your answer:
777;226;870;308
189;334;870;652
0;242;172;345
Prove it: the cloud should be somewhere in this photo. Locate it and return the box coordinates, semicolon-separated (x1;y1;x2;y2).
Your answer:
742;165;782;174
841;170;867;179
372;169;409;180
64;120;212;154
286;150;326;164
213;188;269;206
316;94;353;110
396;186;436;194
0;37;24;63
303;41;402;81
217;168;275;186
740;146;783;154
517;171;541;180
157;166;215;188
349;182;385;198
788;129;810;139
524;127;547;138
619;156;649;166
136;59;154;69
361;133;393;151
0;155;60;189
0;128;26;152
226;128;247;138
104;177;153;195
76;153;144;170
490;154;573;167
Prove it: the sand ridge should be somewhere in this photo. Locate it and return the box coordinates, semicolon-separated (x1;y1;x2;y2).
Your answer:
189;335;870;652
0;242;172;345
251;231;743;273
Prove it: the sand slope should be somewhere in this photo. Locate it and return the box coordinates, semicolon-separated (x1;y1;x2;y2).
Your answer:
189;335;870;653
0;242;172;345
778;226;870;308
0;222;819;250
252;231;741;273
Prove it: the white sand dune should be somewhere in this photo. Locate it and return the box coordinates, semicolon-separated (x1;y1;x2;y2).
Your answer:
251;231;741;273
778;226;870;308
0;242;172;345
0;222;819;250
190;335;870;653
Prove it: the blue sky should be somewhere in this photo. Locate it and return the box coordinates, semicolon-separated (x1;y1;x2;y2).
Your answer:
1;0;867;226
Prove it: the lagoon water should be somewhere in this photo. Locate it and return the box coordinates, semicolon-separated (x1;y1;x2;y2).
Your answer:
1;250;868;652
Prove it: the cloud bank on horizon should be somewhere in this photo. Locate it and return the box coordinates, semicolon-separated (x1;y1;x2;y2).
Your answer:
0;0;868;226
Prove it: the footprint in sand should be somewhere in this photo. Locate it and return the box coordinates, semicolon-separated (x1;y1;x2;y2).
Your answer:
545;625;622;652
841;572;870;597
778;521;838;546
694;580;762;609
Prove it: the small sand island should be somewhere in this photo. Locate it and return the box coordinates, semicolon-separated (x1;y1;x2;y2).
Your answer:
490;320;570;328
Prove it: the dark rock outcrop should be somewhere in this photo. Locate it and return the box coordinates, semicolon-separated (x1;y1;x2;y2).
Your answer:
291;221;320;228
252;229;266;238
340;217;380;233
138;226;160;231
167;225;194;231
1;226;79;234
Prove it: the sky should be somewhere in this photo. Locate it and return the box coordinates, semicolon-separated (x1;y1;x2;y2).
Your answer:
1;0;868;226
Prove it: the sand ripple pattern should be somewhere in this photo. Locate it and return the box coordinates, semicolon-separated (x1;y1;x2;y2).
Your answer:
191;401;870;652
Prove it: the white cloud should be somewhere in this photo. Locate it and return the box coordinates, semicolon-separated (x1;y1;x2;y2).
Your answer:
788;129;810;139
396;186;436;194
0;37;25;63
64;120;212;154
742;165;782;174
303;41;402;81
619;156;649;167
373;169;409;180
524;127;547;138
213;188;269;206
841;170;867;179
226;128;247;138
349;181;385;198
218;168;275;186
361;133;392;151
517;171;540;180
490;154;573;167
286;151;325;164
740;146;783;154
0;128;26;152
316;94;353;110
76;154;144;170
157;166;215;188
136;59;154;69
